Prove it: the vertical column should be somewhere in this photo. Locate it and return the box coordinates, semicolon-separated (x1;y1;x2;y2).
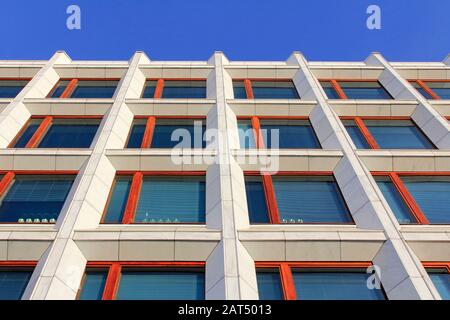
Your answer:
0;51;70;147
287;52;438;299
22;51;150;300
204;52;258;300
366;52;450;149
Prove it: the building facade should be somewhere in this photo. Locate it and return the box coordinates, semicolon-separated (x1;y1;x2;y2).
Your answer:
0;51;449;300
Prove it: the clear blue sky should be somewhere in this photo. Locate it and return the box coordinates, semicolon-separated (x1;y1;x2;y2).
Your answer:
0;0;448;62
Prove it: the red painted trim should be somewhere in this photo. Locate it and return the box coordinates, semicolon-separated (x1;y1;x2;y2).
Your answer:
146;78;206;81
244;79;254;99
423;262;450;272
134;115;206;120
31;115;103;120
0;260;36;267
340;116;411;121
154;79;164;99
59;78;120;81
261;175;280;224
116;171;205;176
101;262;121;300
330;79;348;99
60;79;78;98
251;116;264;149
416;80;441;100
238;116;310;120
245;171;334;176
87;261;206;268
354;117;379;149
0;172;15;198
141;116;156;148
122;172;143;224
0;170;78;175
388;172;429;224
0;78;32;81
279;263;296;300
256;261;373;268
24;116;53;148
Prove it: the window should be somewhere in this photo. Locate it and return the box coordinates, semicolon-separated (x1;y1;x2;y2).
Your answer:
79;263;205;300
411;80;450;100
424;264;450;300
0;174;74;223
0;265;34;300
342;118;435;149
320;80;392;99
233;79;300;99
102;173;206;224
126;118;206;149
374;173;450;224
0;80;28;98
142;80;206;99
256;263;385;300
237;117;320;149
50;79;118;98
245;174;352;224
12;117;100;148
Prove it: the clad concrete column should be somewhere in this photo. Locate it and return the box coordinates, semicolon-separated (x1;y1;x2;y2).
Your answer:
204;52;258;300
287;52;439;299
22;51;150;300
0;51;70;147
366;52;450;149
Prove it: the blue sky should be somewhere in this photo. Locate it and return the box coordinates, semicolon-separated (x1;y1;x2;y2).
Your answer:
0;0;448;62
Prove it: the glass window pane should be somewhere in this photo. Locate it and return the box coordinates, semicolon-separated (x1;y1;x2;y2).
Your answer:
238;121;255;149
260;120;320;149
50;81;70;98
0;176;74;223
79;270;108;300
0;80;28;98
402;176;450;223
410;82;434;99
103;177;132;223
427;270;450;300
272;176;352;223
116;270;205;300
293;270;385;300
135;176;206;223
245;177;270;223
13;121;40;148
426;82;450;99
151;120;206;148
338;81;392;100
320;81;340;99
38;122;99;148
365;120;434;149
343;121;370;149
375;177;415;224
256;270;284;300
126;124;145;148
70;81;118;98
162;81;206;99
142;80;157;98
233;81;247;99
0;269;33;300
251;81;300;99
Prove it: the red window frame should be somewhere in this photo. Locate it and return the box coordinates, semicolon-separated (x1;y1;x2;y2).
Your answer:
372;171;450;225
126;116;206;148
8;115;103;149
340;116;435;150
245;171;353;225
48;78;120;99
319;79;391;100
101;171;206;224
237;116;317;149
409;79;450;100
0;171;77;224
255;261;377;300
142;78;207;99
232;78;299;100
78;261;205;300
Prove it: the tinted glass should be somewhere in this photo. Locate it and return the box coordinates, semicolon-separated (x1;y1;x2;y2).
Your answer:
70;81;118;98
103;177;132;223
426;82;450;99
238;121;256;149
162;81;206;99
320;81;340;99
116;270;205;300
152;120;206;148
256;271;284;300
232;81;247;99
251;81;300;99
365;120;434;149
126;124;145;148
272;176;352;223
338;81;392;99
13;122;40;148
0;270;32;300
0;176;74;223
343;122;370;149
293;270;385;300
0;81;27;98
135;177;206;223
38;123;99;148
260;120;320;149
245;178;270;223
428;270;450;300
375;178;415;224
79;270;108;300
